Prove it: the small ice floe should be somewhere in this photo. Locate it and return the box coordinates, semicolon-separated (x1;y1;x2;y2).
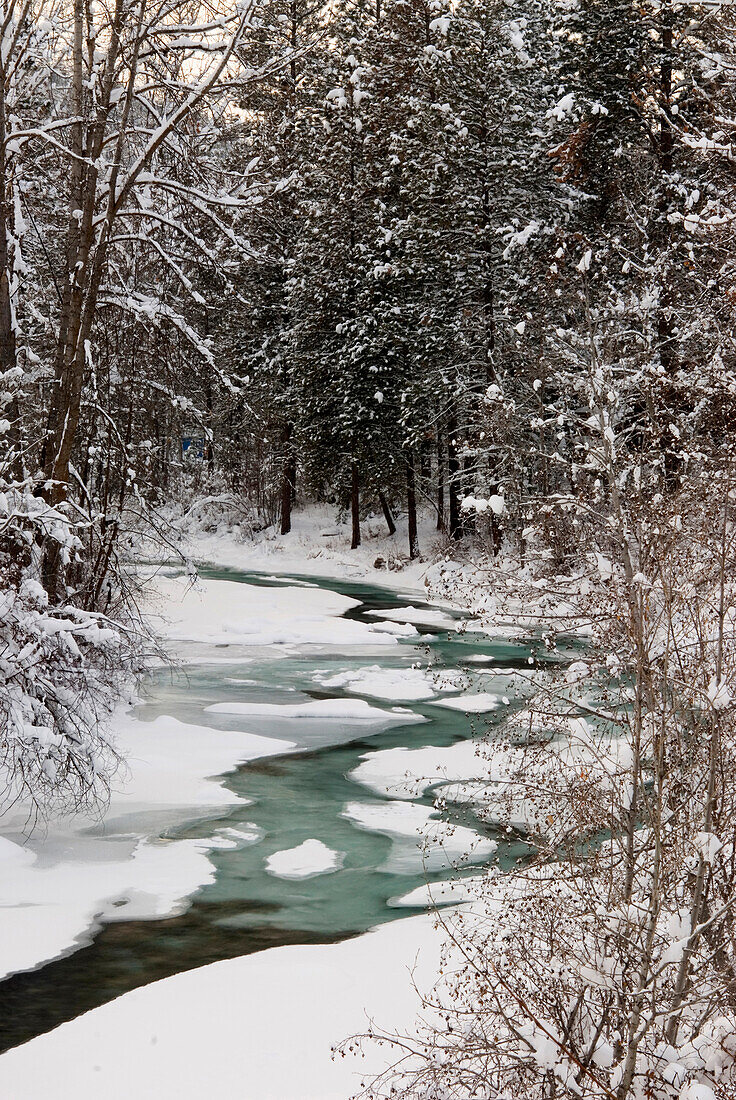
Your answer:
433;692;501;713
265;839;343;880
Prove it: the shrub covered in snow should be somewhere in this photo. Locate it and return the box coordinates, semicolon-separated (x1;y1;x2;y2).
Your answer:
355;457;736;1100
0;480;143;819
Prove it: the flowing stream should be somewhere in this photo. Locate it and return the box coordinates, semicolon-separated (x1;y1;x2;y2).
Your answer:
0;566;550;1053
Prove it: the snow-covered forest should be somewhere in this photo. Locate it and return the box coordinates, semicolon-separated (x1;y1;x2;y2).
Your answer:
1;0;736;1097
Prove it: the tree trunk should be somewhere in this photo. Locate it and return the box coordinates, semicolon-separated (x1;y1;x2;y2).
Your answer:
407;454;419;559
204;317;215;471
489;485;502;556
447;421;462;540
462;455;475;537
0;68;20;475
436;432;445;531
420;442;431;483
350;462;361;549
42;0;88;505
280;422;295;535
378;491;396;536
657;0;675;375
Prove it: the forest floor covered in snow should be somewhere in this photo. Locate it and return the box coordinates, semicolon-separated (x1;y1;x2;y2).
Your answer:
155;497;461;594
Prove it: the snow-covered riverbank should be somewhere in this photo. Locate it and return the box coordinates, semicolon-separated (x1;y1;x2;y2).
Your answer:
0;712;294;983
0;908;448;1099
160;500;445;594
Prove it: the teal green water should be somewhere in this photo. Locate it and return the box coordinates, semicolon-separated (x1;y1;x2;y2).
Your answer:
0;566;550;1051
142;567;544;933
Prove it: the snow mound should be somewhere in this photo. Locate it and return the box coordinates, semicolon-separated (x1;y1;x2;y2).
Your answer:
265;839;343;880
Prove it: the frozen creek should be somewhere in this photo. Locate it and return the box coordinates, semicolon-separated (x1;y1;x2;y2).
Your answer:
0;566;546;1054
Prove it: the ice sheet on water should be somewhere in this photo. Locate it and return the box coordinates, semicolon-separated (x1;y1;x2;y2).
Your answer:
145;575;401;648
342;800;496;873
313;664;463;703
0;712;293;981
433;692;501;712
367;619;418;637
365;604;459;629
349;739;491;800
205;697;425;722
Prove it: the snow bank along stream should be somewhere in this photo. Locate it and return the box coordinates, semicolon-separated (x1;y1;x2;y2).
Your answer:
0;566;552;1061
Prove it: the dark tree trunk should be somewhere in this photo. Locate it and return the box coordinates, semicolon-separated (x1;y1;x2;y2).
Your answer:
462;456;475;537
280;422;295;535
420;442;431;483
657;0;680;487
488;476;502;556
436;432;445;532
447;421;462;540
0;72;20;477
407;454;419;559
351;462;361;549
657;0;675;374
378;491;396;536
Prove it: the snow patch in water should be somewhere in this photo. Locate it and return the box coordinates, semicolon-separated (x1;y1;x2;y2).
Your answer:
349;739;490;800
265;839;343;880
313;664;463;703
367;619;418;637
342;800;496;873
433;692;501;712
365;604;459;629
205;697;425;723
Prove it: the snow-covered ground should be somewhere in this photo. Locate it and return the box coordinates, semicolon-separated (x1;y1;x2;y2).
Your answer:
0;909;447;1100
164;501;443;594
